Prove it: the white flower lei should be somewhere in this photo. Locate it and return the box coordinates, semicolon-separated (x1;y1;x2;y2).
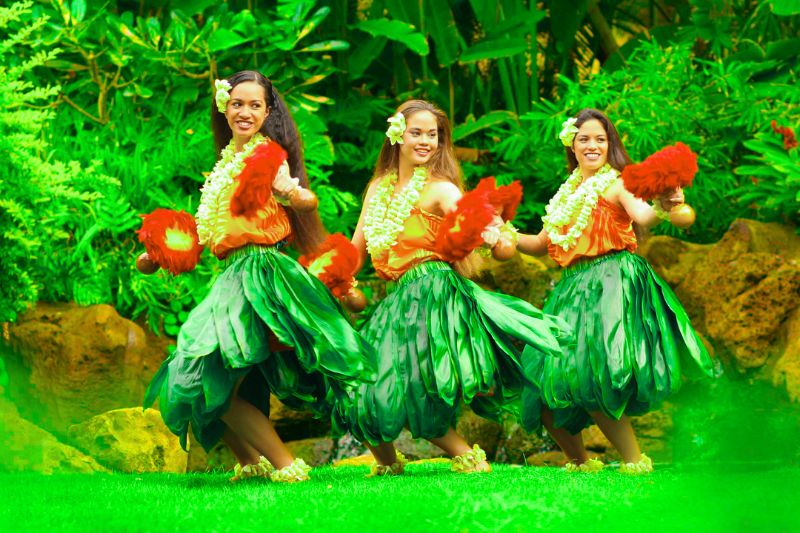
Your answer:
195;133;266;246
542;164;619;251
363;166;427;256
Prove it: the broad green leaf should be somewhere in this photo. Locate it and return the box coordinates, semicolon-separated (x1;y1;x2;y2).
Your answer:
348;36;387;79
423;0;462;67
296;7;331;42
459;38;528;63
114;20;148;48
453;111;517;141
767;38;800;60
231;9;257;35
771;0;800;15
484;8;545;38
468;0;496;28
547;0;589;54
299;40;350;52
71;0;86;23
208;28;251;52
356;18;429;55
177;0;218;15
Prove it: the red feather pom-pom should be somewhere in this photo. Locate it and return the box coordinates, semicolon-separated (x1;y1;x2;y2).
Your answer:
298;233;359;298
475;177;523;221
230;141;288;218
621;142;699;201
434;190;495;262
137;209;203;275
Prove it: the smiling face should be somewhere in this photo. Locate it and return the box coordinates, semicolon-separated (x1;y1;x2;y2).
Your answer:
573;119;608;176
225;81;269;145
399;110;439;166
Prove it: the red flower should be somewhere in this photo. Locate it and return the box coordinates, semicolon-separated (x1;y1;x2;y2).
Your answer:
230;142;288;218
621;142;699;201
770;120;798;151
298;234;358;298
475;177;523;221
137;209;203;275
434;189;495;262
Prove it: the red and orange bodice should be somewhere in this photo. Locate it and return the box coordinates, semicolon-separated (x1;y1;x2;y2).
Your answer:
547;196;637;268
202;157;293;259
371;207;448;281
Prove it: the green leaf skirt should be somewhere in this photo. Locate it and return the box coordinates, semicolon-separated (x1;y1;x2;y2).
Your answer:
144;245;376;451
333;261;571;445
521;251;715;434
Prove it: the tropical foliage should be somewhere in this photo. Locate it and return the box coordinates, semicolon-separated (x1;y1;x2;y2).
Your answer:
1;0;797;331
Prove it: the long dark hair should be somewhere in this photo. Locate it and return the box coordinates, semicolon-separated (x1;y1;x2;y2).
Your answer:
371;100;464;190
565;108;632;173
211;70;326;254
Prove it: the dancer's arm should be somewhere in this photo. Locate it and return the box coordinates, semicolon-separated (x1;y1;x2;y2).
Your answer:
427;179;462;215
608;180;684;229
517;230;549;256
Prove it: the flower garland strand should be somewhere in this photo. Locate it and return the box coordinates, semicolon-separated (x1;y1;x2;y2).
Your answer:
196;133;265;245
363;166;427;256
542;164;619;251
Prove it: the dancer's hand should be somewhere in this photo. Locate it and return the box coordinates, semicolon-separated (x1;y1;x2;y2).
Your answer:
481;215;503;246
656;187;684;212
273;173;300;198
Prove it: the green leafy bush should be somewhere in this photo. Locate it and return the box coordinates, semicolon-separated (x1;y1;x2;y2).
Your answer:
0;0;111;322
483;39;799;242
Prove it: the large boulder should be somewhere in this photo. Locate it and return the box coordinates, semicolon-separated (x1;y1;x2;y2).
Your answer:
476;254;556;307
286;437;334;466
495;422;549;464
641;220;800;377
455;407;503;458
5;303;171;436
269;395;329;441
184;395;329;472
68;408;187;473
773;310;800;402
186;433;236;473
0;396;106;474
394;429;447;460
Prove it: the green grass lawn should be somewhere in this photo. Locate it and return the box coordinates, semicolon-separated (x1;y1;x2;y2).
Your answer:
1;462;798;532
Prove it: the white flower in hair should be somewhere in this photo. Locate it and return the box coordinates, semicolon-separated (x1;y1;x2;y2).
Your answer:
386;112;406;145
559;117;579;147
215;79;232;113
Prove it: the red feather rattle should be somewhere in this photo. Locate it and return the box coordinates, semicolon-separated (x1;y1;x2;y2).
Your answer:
136;209;204;275
621;142;699;228
299;234;366;312
231;142;318;217
435;178;523;262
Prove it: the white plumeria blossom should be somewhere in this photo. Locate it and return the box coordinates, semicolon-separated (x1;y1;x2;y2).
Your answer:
386;112;406;145
559;117;579;147
363;166;427;256
195;133;266;245
214;79;232;113
542;164;619;251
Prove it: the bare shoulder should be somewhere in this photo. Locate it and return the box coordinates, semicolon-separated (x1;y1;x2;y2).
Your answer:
603;177;625;204
425;176;461;197
421;175;462;214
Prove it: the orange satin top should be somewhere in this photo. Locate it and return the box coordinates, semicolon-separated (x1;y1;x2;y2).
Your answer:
547;196;637;268
371;207;447;281
206;160;292;259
